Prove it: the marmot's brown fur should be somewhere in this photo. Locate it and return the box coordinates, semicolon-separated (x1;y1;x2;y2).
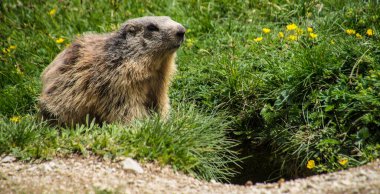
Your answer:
39;16;185;125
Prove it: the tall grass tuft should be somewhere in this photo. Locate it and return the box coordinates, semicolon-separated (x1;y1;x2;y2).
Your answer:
0;106;238;182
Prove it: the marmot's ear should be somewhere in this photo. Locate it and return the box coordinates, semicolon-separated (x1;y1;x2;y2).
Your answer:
119;23;137;39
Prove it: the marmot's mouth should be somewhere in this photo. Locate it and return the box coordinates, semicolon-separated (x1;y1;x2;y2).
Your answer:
173;38;184;49
169;44;182;50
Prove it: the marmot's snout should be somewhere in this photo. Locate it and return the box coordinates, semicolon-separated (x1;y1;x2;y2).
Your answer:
172;24;185;48
176;25;186;41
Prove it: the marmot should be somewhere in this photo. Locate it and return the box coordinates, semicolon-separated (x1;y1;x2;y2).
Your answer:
39;16;185;125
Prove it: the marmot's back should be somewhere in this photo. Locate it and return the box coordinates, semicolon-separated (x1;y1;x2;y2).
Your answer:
39;16;185;125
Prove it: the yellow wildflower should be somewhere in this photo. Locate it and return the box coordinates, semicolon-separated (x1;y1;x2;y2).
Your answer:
307;160;315;169
309;33;318;39
286;23;298;31
10;116;21;123
2;45;17;54
262;28;271;34
287;35;297;41
355;33;362;39
254;37;263;42
307;27;313;33
346;29;356;35
330;40;335;45
338;158;348;166
278;32;284;38
49;8;57;16
366;29;374;36
55;38;65;44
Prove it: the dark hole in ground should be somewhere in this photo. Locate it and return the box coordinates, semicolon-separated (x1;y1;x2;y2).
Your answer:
222;111;314;185
227;141;313;185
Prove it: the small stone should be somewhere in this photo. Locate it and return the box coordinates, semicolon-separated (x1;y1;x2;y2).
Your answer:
340;180;351;186
106;167;116;174
120;158;144;174
278;178;285;187
41;161;56;172
1;156;16;163
27;166;37;172
210;179;217;184
42;164;53;172
0;172;7;180
245;180;253;187
326;177;337;181
114;156;127;162
306;183;317;189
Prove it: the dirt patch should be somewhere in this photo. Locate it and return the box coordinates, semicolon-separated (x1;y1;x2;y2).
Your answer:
1;156;379;193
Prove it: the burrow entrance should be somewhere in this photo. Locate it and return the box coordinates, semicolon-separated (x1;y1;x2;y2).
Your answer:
227;142;312;185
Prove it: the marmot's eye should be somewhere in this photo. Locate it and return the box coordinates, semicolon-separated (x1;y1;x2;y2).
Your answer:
147;24;159;31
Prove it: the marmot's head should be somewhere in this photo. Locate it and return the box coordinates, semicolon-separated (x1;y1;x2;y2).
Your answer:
116;16;185;56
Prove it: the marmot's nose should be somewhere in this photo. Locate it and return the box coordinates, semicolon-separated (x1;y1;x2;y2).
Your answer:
176;25;186;39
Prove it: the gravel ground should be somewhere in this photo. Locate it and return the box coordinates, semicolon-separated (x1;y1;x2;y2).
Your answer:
1;156;379;194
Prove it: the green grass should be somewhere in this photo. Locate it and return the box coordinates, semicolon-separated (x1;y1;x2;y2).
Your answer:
0;106;237;181
1;0;380;183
